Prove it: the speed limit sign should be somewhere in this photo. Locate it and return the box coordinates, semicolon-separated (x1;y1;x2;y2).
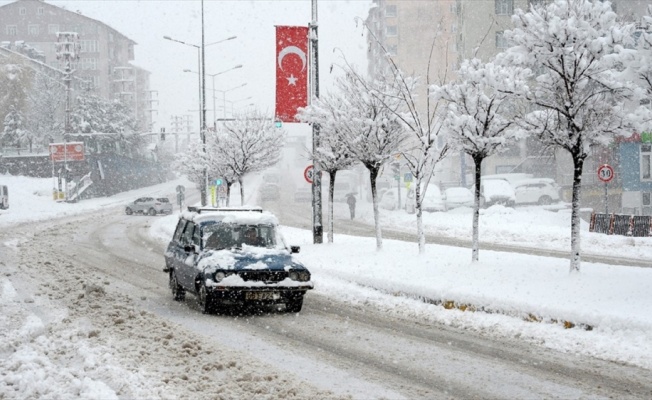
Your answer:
597;164;614;183
304;165;315;184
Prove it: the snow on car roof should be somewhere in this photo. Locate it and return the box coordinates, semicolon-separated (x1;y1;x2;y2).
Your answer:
181;206;279;225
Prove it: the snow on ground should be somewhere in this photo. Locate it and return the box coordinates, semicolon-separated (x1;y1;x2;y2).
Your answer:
1;173;652;398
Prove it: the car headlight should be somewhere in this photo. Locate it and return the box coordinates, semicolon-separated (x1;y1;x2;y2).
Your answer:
289;271;310;282
214;271;226;282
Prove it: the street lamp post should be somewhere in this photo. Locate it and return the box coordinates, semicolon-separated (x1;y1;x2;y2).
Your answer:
213;83;247;119
163;32;236;206
185;65;242;128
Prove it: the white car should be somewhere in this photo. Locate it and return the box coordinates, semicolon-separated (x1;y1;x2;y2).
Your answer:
379;188;403;211
512;178;561;205
472;179;516;208
405;184;446;213
444;187;474;209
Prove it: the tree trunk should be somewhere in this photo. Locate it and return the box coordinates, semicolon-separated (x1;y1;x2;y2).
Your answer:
238;177;245;206
570;154;585;273
226;181;233;207
472;155;483;262
369;167;383;250
328;170;337;243
415;179;425;254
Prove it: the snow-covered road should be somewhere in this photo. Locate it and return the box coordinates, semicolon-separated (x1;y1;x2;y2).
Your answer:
3;202;651;399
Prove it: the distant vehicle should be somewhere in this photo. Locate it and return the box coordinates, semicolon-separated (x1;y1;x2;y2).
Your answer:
163;206;313;314
125;197;173;216
294;186;312;203
444;187;474;209
258;183;281;201
0;185;8;209
513;178;561;205
379;187;401;210
405;184;447;213
473;179;516;208
482;173;534;185
323;172;357;202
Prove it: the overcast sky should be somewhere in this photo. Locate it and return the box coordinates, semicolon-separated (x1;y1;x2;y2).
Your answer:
2;0;372;135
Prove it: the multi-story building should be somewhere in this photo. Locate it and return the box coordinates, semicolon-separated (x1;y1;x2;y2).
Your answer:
366;0;652;212
0;0;151;131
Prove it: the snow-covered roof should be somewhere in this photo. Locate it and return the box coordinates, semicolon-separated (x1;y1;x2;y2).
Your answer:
181;207;279;226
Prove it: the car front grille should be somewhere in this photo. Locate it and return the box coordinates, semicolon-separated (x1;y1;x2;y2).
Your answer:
239;271;288;283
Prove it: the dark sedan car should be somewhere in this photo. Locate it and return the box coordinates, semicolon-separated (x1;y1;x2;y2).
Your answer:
163;206;313;314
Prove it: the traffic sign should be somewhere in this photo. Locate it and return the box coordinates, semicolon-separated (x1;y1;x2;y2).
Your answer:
304;165;315;184
597;164;614;183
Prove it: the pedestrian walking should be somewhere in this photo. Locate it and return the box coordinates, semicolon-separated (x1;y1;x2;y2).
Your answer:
346;193;356;220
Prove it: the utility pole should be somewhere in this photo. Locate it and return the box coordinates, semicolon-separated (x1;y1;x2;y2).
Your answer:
183;115;193;148
170;115;184;153
310;0;323;244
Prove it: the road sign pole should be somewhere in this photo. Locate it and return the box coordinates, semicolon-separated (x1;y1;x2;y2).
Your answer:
604;182;608;214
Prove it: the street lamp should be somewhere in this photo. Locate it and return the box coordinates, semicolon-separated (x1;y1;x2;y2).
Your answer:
213;83;247;119
185;64;242;128
222;96;253;116
163;33;237;206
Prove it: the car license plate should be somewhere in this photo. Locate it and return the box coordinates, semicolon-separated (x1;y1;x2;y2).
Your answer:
245;292;279;300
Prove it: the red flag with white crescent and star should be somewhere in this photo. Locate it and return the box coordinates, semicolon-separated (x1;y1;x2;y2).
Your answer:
275;25;309;123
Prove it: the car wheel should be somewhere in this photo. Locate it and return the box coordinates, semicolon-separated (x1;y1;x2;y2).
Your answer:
148;208;157;216
538;196;552;205
170;271;185;302
197;284;216;314
125;207;133;215
286;296;304;313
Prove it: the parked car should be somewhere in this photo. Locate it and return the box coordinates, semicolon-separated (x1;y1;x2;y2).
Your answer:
379;187;408;211
482;173;534;185
163;206;313;314
0;184;8;210
512;178;561;205
258;183;281;201
444;187;474;209
125;197;173;215
473;179;516;208
405;184;446;213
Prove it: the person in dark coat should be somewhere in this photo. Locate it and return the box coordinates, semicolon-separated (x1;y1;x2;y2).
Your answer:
346;193;356;220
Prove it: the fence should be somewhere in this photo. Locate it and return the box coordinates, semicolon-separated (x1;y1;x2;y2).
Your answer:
589;213;652;237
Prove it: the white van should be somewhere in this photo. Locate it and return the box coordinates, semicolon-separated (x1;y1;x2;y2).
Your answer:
512;178;561;205
0;185;8;209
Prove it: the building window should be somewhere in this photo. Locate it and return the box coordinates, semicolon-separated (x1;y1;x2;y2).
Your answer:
19;7;26;15
37;7;44;15
643;192;651;206
385;5;397;17
496;31;508;49
495;0;514;15
28;25;39;36
642;144;652;181
82;58;97;70
80;40;98;53
387;44;397;56
48;24;59;34
386;25;398;37
109;33;114;42
6;25;17;36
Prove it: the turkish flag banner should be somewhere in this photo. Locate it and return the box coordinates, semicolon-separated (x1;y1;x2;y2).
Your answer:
275;26;309;123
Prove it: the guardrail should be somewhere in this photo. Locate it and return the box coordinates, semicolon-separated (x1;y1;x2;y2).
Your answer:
589;213;652;237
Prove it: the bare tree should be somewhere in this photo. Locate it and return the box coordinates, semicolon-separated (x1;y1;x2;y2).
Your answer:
503;0;643;273
298;94;356;243
215;109;285;205
332;68;407;250
432;58;529;262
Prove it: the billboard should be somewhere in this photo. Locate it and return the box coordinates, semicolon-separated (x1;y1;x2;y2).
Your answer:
49;142;85;162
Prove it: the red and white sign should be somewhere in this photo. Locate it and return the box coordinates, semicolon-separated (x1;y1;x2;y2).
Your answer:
49;142;85;162
275;25;309;123
597;164;614;183
304;165;315;184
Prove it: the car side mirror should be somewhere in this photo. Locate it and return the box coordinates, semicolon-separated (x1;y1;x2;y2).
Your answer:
290;246;300;254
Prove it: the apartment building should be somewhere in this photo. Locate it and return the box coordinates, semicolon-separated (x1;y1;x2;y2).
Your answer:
0;0;151;131
367;0;652;195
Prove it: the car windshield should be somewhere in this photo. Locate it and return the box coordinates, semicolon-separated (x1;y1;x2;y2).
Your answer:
202;223;278;250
